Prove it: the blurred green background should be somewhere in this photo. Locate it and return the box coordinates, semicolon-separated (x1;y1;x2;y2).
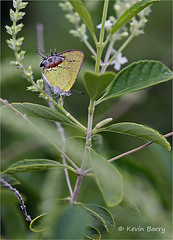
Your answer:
1;0;172;239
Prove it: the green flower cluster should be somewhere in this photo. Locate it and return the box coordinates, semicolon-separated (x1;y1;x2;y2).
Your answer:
6;0;28;69
5;0;45;96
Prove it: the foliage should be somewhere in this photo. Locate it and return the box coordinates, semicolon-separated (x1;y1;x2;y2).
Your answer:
1;0;172;239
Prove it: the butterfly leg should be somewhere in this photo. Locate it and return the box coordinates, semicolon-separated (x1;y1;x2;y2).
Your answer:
45;68;56;73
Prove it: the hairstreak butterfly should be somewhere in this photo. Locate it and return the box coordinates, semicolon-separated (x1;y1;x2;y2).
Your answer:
39;49;84;96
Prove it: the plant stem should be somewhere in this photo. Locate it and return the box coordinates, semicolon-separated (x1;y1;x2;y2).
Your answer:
57;121;73;197
82;36;97;57
70;0;110;204
70;100;95;204
108;132;173;162
101;35;116;73
58;104;86;132
99;0;109;45
70;173;83;205
0;178;32;222
81;100;95;172
95;47;102;74
95;0;109;73
48;102;74;196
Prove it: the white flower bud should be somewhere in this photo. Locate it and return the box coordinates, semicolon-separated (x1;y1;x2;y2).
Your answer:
114;4;120;11
69;29;81;38
27;66;32;74
13;0;17;9
16;11;25;21
16;37;24;47
17;50;25;61
18;2;28;10
27;85;37;92
15;23;24;34
95;118;113;129
10;9;15;21
65;2;73;11
6;39;15;50
125;3;131;9
36;79;44;89
58;3;67;11
5;25;12;35
122;31;129;37
10;60;21;69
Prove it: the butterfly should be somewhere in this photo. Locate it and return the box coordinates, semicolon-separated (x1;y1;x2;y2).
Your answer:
39;49;84;96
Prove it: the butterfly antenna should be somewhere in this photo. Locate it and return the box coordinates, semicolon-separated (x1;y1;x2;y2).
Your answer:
71;89;85;95
35;49;46;59
50;49;53;55
38;48;48;57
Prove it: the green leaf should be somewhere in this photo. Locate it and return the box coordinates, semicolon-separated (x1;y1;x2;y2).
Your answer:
96;60;173;104
83;71;116;100
92;134;103;151
30;213;48;232
76;202;115;232
89;148;123;207
2;205;27;239
69;0;95;36
0;172;20;185
11;102;74;125
95;122;171;150
113;194;142;224
52;205;91;239
111;0;160;35
120;194;141;217
1;189;20;205
4;159;76;174
84;226;101;240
